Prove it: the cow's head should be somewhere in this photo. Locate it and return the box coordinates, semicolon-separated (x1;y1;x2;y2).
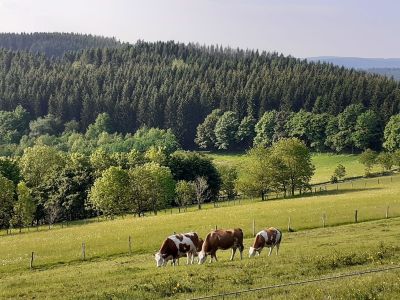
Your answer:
249;247;260;257
155;252;167;267
198;250;207;264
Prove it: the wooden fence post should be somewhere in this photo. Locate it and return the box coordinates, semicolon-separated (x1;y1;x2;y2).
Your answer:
82;242;86;261
378;179;380;184
30;252;34;269
287;217;291;232
252;219;255;237
215;225;217;230
322;213;326;228
336;184;338;190
386;206;389;219
354;210;358;223
128;236;132;254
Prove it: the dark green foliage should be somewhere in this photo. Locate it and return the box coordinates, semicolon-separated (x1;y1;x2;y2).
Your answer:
0;39;399;148
168;151;221;201
0;32;121;57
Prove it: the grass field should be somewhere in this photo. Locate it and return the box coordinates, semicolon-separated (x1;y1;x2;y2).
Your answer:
206;152;382;183
1;174;400;299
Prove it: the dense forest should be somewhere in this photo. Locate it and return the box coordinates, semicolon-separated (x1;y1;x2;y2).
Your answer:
0;33;399;148
0;32;121;57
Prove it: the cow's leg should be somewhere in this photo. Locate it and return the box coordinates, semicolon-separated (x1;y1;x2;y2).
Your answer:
230;248;237;261
276;244;280;255
191;252;195;264
268;246;274;256
239;244;244;260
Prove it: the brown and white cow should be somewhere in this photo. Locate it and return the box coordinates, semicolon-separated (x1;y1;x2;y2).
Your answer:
249;227;282;257
198;228;244;264
155;232;201;267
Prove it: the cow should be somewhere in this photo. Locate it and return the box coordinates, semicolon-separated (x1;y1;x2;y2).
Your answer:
155;232;201;267
249;227;282;257
198;228;244;264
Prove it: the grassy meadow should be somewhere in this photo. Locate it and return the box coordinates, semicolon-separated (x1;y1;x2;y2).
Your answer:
207;152;382;183
1;174;400;299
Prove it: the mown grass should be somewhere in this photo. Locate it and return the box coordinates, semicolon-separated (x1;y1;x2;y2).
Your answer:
0;174;400;299
207;152;382;183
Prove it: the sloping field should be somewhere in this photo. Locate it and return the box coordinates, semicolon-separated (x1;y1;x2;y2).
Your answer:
207;152;382;183
0;174;400;299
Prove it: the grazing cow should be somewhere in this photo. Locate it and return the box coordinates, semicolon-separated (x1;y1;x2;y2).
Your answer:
249;227;282;257
198;228;244;264
155;232;200;267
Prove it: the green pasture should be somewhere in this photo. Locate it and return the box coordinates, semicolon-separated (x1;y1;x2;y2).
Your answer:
1;174;400;299
206;152;382;183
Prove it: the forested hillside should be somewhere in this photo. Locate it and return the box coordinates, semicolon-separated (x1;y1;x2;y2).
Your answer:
0;32;121;57
0;36;399;148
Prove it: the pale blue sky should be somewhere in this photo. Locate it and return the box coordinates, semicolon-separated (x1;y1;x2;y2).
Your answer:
0;0;399;58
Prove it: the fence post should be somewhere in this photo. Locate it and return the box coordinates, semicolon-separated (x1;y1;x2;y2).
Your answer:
322;213;326;228
354;210;358;223
386;206;389;219
287;217;291;232
128;236;132;254
215;225;217;230
336;184;338;190
30;252;34;269
378;179;380;184
82;242;86;261
252;219;255;237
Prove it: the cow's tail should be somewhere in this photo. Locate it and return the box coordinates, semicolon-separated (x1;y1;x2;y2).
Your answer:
277;229;283;245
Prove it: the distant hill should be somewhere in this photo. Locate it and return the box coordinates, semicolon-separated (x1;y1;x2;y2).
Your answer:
0;35;399;147
307;56;400;69
367;68;400;80
0;32;122;57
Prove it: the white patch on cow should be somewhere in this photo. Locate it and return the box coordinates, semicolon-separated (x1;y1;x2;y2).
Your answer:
168;234;196;256
155;252;164;267
198;250;207;264
249;247;256;257
258;230;269;244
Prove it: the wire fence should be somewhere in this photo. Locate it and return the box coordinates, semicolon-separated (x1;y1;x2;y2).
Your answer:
189;265;400;300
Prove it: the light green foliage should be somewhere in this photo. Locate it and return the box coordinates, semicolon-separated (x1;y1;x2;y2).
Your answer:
393;150;400;167
175;180;195;211
236;115;256;148
238;145;273;200
352;110;382;150
195;109;222;149
19;145;66;188
89;148;117;177
85;113;113;140
383;114;400;151
130;127;179;155
331;164;346;183
253;110;276;147
272;138;315;195
129;163;175;215
29;114;63;138
376;152;393;172
89;166;130;217
214;111;239;150
217;165;238;200
359;149;377;175
10;182;35;230
63;119;80;134
0;174;14;228
144;146;167;165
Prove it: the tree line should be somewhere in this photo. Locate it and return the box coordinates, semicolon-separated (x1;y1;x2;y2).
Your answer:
0;115;223;229
0;32;121;57
0;35;399;148
195;106;400;152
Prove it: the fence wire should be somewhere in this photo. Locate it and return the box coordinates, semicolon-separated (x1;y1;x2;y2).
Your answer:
189;265;400;299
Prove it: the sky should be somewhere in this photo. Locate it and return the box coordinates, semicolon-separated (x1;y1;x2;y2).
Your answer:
0;0;399;58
